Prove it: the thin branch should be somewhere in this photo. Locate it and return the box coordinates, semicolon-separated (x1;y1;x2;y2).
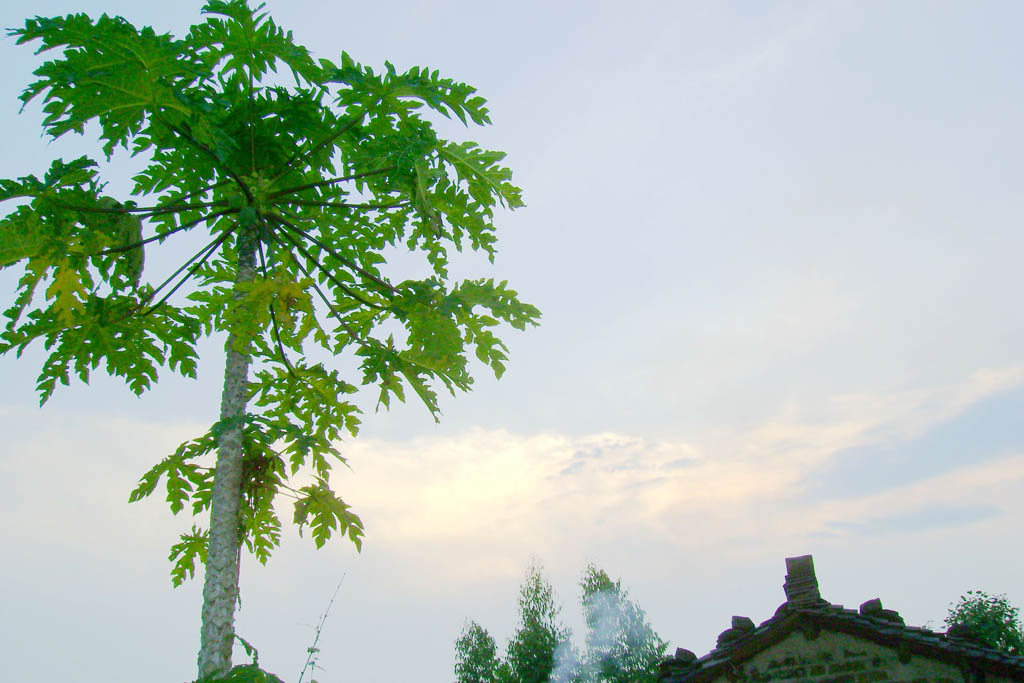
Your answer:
271;213;396;294
98;208;236;256
267;166;396;199
266;218;387;311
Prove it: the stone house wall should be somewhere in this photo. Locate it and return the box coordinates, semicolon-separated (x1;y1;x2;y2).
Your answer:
707;629;1016;683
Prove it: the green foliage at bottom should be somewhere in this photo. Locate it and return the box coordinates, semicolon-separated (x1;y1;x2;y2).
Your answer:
192;634;289;683
194;663;285;683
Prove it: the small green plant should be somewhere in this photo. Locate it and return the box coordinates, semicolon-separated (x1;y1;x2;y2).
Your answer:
196;664;284;683
946;590;1024;655
298;574;346;683
190;576;346;683
193;635;285;682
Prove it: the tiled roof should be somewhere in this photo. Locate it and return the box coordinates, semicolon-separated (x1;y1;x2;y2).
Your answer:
659;556;1024;683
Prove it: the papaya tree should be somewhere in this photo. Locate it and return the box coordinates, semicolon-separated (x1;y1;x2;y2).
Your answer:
0;2;539;679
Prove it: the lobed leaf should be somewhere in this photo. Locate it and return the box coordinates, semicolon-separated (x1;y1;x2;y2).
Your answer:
13;13;194;155
293;479;364;550
169;525;209;587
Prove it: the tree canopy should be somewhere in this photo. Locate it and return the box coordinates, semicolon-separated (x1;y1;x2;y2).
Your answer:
506;563;574;683
579;564;667;683
455;620;504;683
2;2;538;678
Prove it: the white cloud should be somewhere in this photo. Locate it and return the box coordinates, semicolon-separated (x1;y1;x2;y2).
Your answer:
328;367;1024;587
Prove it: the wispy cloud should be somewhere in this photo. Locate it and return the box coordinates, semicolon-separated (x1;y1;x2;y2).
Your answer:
801;372;1024;500
824;504;1002;537
4;365;1019;584
680;1;847;90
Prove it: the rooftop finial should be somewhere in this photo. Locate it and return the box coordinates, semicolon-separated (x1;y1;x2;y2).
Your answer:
783;555;822;606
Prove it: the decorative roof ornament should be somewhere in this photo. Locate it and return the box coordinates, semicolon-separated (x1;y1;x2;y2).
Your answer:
782;554;823;607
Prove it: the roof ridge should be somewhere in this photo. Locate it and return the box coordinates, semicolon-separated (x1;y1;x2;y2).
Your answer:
659;557;1024;682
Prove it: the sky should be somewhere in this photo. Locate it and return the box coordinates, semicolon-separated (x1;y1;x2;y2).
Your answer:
2;1;1024;681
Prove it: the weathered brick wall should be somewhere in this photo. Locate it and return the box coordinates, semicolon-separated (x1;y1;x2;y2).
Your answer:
709;630;1015;683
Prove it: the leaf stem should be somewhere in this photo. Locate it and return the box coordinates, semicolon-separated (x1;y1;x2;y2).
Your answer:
171;180;234;204
272;226;377;347
271;214;396;294
255;228;298;378
266;218;387;311
98;208;236;256
140;226;235;317
160;119;253;203
270;112;365;183
59;199;228;216
273;198;408;211
266;166;396;199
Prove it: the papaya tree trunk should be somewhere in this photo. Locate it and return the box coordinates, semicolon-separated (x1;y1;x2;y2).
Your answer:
199;226;257;680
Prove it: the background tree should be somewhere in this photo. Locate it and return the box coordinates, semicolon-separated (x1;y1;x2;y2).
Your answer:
455;620;502;683
1;2;538;679
455;562;666;683
506;562;574;683
578;564;667;683
946;590;1024;655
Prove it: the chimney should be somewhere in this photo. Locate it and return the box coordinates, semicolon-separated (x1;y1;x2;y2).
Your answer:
783;555;822;607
